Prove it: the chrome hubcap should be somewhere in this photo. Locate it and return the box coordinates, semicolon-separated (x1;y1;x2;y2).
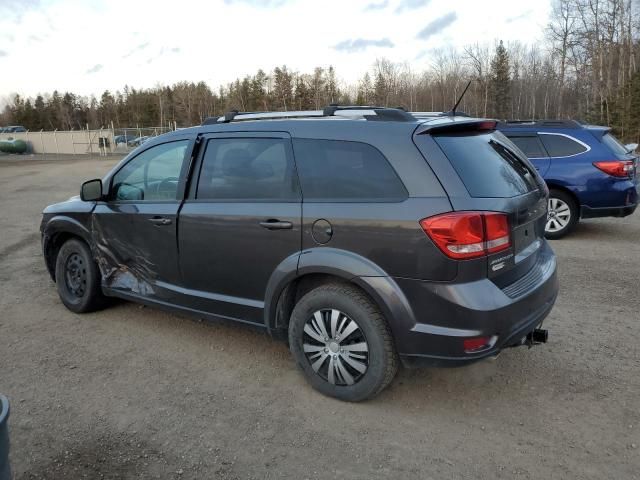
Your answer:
546;197;571;233
302;309;369;386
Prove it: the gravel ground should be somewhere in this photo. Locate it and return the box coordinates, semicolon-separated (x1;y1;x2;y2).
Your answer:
1;154;639;479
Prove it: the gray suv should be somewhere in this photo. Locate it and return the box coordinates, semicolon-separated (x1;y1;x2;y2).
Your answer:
40;107;559;401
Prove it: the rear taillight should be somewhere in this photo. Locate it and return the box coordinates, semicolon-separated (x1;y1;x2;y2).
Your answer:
593;160;635;177
420;212;511;260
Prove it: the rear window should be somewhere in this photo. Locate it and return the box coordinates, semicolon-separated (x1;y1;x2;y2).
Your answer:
539;133;588;157
505;135;547;158
292;139;407;202
433;132;539;198
601;132;629;156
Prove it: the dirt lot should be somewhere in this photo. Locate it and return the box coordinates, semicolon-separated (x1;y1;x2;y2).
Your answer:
1;153;639;479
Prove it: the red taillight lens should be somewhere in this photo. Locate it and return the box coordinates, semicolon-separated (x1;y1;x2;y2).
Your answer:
420;212;511;260
463;336;494;353
593;160;634;177
484;213;510;254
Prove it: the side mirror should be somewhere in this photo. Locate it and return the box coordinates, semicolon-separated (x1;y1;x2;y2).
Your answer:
624;143;638;154
80;179;103;201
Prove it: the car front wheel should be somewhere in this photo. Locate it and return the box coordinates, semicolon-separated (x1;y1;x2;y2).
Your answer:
54;238;105;313
288;283;398;402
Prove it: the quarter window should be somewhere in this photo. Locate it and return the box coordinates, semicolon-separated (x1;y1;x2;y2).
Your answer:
505;135;547;158
539;134;588;157
111;140;189;201
196;138;300;201
601;132;629;157
292;139;407;201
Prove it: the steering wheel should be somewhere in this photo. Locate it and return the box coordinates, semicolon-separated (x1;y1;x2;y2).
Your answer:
156;177;179;198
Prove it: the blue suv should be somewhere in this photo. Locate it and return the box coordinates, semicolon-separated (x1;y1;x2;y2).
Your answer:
498;120;638;238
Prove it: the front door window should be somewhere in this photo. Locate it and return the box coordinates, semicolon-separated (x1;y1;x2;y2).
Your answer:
111;141;189;201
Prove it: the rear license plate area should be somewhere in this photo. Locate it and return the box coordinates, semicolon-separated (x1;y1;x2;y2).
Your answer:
513;222;538;254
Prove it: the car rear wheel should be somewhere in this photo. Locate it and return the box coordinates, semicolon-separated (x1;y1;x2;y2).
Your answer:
545;189;578;239
288;283;398;402
54;239;105;313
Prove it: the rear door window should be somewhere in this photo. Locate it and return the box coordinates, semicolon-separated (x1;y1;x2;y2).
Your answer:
292;139;407;202
196;138;300;201
504;135;547;158
433;132;539;198
539;133;588;157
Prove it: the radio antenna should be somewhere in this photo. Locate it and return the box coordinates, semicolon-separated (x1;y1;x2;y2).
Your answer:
451;80;472;116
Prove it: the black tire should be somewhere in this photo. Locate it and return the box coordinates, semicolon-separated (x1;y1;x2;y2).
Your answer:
545;189;579;240
288;283;398;402
54;239;105;313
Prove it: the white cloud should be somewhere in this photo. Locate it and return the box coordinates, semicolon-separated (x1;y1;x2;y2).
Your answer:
0;0;551;98
363;0;389;12
333;38;395;53
416;12;458;40
86;64;103;74
395;0;430;14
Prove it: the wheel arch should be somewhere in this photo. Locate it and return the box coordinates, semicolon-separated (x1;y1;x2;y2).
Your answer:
264;248;417;346
42;216;92;281
545;182;581;209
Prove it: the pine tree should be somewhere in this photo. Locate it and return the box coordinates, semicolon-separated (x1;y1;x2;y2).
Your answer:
34;95;46;130
374;71;387;106
628;72;640;144
249;70;268;111
325;66;338;104
489;40;511;119
357;73;374;105
294;75;313;110
273;66;293;111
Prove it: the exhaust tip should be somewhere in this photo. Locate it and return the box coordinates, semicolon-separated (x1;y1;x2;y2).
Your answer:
527;328;548;344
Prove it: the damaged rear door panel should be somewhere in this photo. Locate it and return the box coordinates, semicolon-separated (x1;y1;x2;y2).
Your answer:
93;138;194;299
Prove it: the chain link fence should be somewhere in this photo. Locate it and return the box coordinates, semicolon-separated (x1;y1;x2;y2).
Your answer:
0;125;176;157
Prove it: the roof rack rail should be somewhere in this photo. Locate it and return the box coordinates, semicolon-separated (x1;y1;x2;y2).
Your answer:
322;104;415;122
411;111;471;118
201;105;416;125
497;119;582;129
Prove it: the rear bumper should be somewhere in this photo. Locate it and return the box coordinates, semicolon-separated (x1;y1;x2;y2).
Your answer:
581;203;637;219
390;242;559;368
576;178;638;219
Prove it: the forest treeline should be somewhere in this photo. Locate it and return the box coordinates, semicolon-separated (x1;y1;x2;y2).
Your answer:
2;0;640;142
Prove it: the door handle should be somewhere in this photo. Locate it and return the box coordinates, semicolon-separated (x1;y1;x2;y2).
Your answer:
259;219;293;230
148;216;172;226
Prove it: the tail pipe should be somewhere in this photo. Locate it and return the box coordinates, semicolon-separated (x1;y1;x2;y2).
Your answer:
527;328;548;345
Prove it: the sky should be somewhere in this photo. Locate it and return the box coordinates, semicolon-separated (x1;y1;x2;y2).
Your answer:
0;0;551;103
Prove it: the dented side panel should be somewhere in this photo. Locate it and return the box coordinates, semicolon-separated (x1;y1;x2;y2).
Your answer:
91;202;181;297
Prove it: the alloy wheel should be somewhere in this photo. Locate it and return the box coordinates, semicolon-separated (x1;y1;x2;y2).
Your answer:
546;197;572;233
302;309;369;386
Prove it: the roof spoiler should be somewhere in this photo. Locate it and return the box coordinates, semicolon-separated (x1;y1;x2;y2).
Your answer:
416;119;497;135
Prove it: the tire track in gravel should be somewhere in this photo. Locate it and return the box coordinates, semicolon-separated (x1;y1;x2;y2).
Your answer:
0;232;40;263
